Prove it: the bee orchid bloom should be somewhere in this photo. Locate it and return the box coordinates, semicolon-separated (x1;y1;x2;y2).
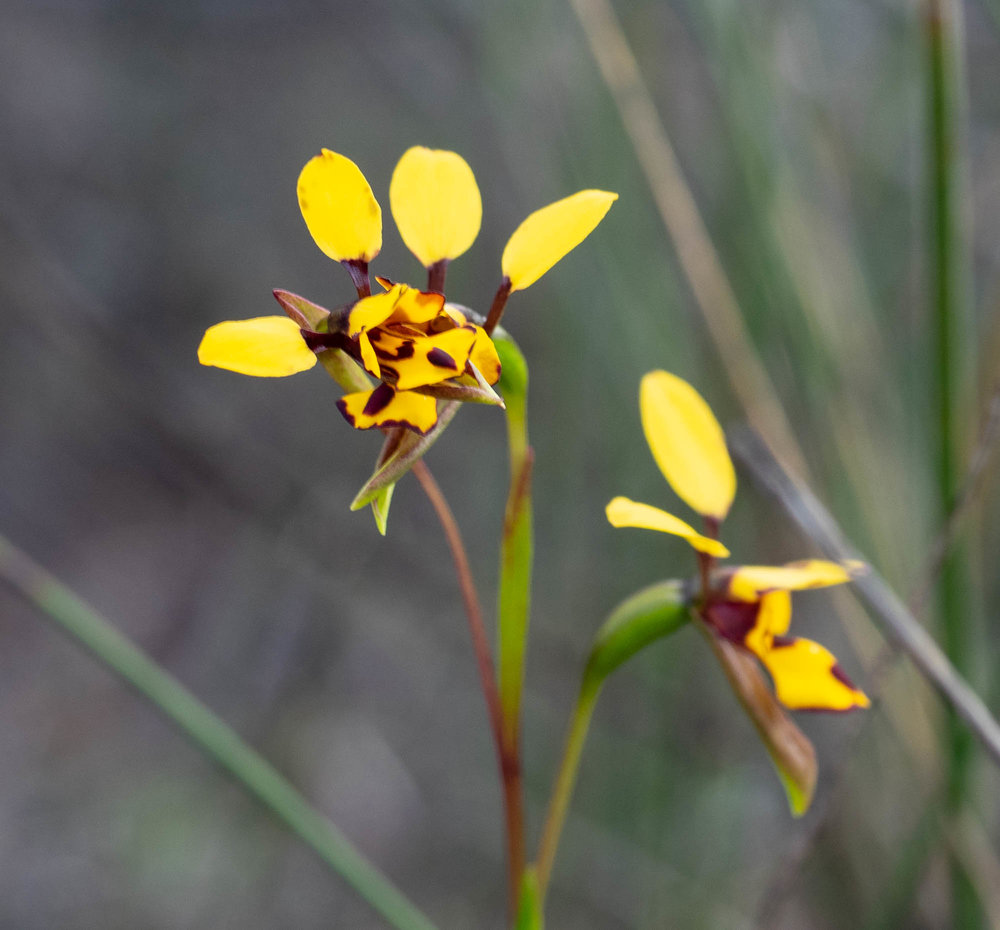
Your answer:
607;370;869;713
199;146;617;437
198;147;501;434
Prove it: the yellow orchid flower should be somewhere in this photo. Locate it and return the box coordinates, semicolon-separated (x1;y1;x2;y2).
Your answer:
198;146;616;436
606;370;869;713
198;148;500;434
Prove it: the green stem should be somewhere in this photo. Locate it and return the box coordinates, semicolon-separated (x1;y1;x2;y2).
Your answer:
534;678;601;900
0;534;438;930
926;1;979;925
534;581;688;906
497;389;532;917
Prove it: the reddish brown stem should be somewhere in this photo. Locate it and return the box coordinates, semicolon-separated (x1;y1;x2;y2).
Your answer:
484;278;512;335
427;260;448;295
411;460;522;913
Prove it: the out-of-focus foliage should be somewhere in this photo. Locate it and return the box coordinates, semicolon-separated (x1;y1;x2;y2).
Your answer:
1;0;998;927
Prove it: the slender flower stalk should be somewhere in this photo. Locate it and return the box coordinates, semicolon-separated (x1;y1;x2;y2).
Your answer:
410;461;521;911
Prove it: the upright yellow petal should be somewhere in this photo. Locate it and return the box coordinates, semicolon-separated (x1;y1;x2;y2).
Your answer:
390;147;482;266
198;317;317;377
640;370;736;520
760;637;871;711
297;149;382;263
605;497;729;557
729;561;852;601
501;190;617;291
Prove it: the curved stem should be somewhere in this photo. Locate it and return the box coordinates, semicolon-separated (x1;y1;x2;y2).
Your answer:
534;678;601;902
410;460;522;917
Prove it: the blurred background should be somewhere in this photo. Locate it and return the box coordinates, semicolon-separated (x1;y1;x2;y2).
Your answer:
1;0;999;926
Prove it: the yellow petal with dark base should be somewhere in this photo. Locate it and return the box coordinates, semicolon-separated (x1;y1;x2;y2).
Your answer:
605;497;729;557
390;147;482;266
501;190;617;291
337;385;439;434
198;317;316;377
760;637;871;711
640;370;736;520
729;560;853;601
297;149;382;263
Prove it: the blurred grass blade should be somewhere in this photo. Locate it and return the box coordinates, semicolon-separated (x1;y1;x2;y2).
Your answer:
0;533;439;930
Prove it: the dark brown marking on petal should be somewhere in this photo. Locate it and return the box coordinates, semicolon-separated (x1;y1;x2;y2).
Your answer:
704;599;759;644
376;417;433;436
375;340;415;361
830;662;860;691
335;398;356;427
771;635;795;649
427;347;457;369
363;383;395;416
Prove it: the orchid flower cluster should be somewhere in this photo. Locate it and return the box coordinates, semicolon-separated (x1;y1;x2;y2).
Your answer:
197;146;868;923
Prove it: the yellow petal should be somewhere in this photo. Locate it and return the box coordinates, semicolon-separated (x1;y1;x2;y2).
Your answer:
390;147;482;266
640;370;736;520
469;325;502;385
501;189;617;291
385;285;446;326
358;332;380;379
297;149;382;263
743;590;792;656
378;326;478;390
729;560;852;601
348;285;406;337
198;317;317;377
605;497;729;557
759;637;871;712
337;385;439;434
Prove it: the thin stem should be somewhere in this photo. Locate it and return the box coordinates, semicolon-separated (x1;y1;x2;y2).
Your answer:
484;278;512;335
410;460;520;910
344;259;372;298
534;678;601;903
0;534;437;930
426;260;448;295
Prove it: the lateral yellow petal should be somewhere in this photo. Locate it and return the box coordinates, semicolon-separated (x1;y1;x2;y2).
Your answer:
640;370;736;519
605;497;729;557
297;149;382;263
357;332;380;379
336;384;439;434
730;560;852;601
198;317;316;377
501;189;617;291
390;147;482;266
759;637;871;712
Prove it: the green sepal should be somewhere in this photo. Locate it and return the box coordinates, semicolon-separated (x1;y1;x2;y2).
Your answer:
273;288;333;330
370;484;394;537
583;580;690;687
350;402;462;512
494;327;528;403
514;868;544;930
